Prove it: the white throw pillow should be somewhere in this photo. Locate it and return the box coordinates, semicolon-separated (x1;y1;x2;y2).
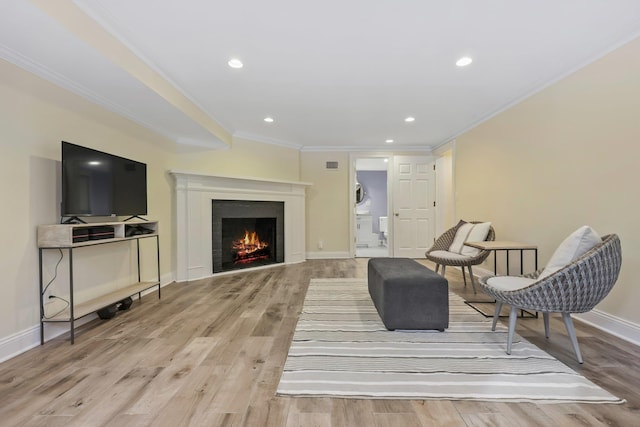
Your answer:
539;225;601;279
449;221;492;256
486;276;536;292
449;222;471;253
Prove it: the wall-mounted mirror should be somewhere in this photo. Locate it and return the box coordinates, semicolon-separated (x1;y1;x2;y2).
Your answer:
355;182;365;203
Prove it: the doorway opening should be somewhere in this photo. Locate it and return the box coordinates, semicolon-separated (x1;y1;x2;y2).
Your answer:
354;158;389;258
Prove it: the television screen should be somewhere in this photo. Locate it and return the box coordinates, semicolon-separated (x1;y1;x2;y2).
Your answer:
112;157;147;215
61;141;147;218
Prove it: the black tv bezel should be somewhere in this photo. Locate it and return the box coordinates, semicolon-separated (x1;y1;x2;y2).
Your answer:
61;141;148;219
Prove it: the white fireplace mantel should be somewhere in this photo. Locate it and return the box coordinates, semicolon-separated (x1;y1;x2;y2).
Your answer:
169;171;311;281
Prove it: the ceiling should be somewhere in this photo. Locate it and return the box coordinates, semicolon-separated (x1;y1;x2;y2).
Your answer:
2;1;640;152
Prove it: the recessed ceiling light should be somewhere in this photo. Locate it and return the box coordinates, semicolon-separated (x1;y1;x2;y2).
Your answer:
385;139;394;144
404;116;415;123
264;117;274;123
384;158;389;163
228;58;243;68
456;56;473;67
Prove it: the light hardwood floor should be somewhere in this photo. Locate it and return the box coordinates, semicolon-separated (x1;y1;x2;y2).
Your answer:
1;259;638;426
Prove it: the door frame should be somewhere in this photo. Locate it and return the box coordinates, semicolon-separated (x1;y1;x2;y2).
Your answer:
349;146;455;259
433;140;457;237
349;153;393;257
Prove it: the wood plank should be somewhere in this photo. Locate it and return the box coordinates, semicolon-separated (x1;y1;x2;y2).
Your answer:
411;400;466;427
125;337;219;416
286;412;332;427
241;399;290;427
373;412;422;427
147;365;227;426
333;399;376;427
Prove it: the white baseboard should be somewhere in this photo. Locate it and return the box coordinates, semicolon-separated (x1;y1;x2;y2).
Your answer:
575;310;640;347
0;315;99;363
0;276;174;363
0;325;42;363
306;251;351;259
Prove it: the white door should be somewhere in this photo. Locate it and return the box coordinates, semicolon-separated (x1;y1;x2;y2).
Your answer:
392;156;435;258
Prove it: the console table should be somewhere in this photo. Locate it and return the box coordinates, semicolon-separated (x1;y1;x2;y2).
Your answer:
463;240;538;319
37;221;160;344
464;240;538;275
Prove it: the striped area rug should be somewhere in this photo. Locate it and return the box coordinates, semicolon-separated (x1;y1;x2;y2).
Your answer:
277;278;624;403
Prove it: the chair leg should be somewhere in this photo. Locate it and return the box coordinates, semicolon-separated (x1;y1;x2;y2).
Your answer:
492;301;502;331
543;312;550;338
506;306;518;355
441;265;446;276
461;267;467;287
435;264;440;274
467;265;477;294
562;313;583;364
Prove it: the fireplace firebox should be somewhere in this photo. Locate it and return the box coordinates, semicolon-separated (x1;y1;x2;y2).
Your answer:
212;200;284;273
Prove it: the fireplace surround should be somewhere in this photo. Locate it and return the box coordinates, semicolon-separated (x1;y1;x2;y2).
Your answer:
212;200;285;273
170;171;310;281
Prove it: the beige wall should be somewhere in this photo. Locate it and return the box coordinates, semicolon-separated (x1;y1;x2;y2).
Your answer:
172;136;300;182
455;37;640;324
300;151;351;255
0;59;301;347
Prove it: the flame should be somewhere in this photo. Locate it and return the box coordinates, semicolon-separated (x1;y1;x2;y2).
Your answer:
234;230;267;249
232;229;269;262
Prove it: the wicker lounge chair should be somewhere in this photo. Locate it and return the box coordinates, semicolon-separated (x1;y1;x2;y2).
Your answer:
425;221;495;294
479;233;622;364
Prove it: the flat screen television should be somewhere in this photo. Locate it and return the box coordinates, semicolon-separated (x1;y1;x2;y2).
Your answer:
61;141;147;220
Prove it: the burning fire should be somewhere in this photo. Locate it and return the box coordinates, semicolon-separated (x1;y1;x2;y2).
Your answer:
232;229;269;263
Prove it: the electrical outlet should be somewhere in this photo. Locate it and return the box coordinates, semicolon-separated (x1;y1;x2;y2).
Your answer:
318;240;323;249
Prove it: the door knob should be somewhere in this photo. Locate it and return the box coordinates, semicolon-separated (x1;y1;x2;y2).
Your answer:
394;213;399;217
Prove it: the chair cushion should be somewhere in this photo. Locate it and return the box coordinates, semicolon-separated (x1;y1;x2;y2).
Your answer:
428;250;472;261
539;225;601;279
486;276;537;292
449;221;492;256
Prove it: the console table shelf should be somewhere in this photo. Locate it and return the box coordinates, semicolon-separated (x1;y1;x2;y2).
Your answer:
43;281;159;322
37;221;160;344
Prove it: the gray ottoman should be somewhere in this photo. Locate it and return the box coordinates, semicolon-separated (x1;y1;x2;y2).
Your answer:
368;258;448;331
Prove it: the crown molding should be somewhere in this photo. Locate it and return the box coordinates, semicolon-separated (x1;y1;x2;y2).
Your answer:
301;145;433;153
432;140;456;156
232;132;434;153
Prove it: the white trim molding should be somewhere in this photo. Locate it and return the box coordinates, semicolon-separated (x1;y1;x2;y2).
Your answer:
0;315;98;363
169;171;311;281
575;310;640;347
